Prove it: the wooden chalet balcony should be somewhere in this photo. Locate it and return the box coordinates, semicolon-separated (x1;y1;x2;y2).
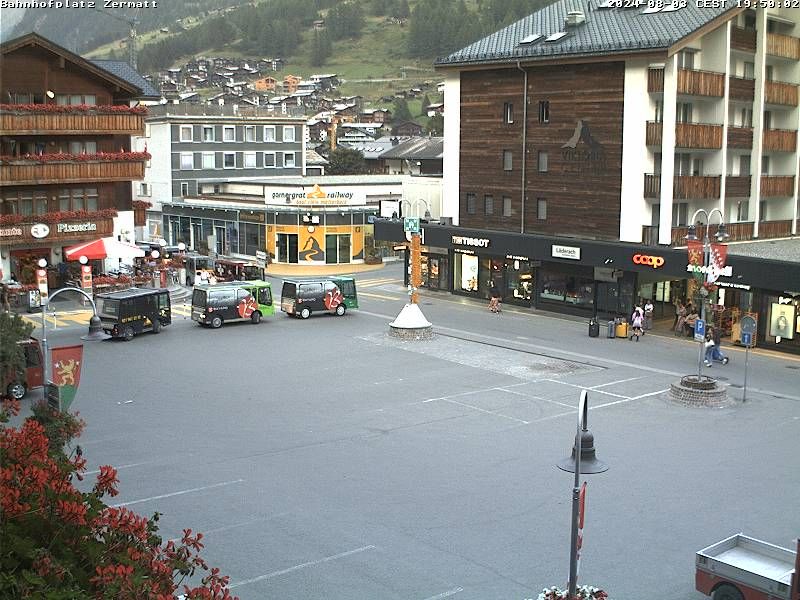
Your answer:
675;122;722;149
0;157;146;186
645;121;661;146
767;32;800;60
728;76;755;101
763;128;797;152
764;80;799;106
0;111;145;135
725;175;751;198
760;175;795;197
641;220;793;246
731;26;756;53
677;68;725;97
648;68;664;93
727;126;753;149
642;174;721;199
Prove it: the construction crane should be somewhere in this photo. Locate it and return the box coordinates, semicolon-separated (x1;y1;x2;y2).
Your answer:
90;7;140;69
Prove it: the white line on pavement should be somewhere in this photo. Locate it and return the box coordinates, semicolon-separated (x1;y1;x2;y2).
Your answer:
422;587;464;600
229;544;377;588
543;379;629;399
591;376;645;389
85;461;150;475
441;397;530;425
167;513;291;543
111;479;244;508
498;386;575;409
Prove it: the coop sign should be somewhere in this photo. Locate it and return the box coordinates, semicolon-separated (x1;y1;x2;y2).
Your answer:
57;222;98;234
451;235;490;248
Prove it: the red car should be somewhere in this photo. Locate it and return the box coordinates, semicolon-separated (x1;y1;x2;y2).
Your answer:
4;338;44;399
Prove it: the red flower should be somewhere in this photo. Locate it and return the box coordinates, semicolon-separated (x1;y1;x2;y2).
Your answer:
94;465;120;497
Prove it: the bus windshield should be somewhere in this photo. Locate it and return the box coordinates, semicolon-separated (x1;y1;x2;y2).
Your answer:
96;297;120;318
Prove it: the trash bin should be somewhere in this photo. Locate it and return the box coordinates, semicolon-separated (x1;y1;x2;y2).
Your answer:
607;320;616;338
589;318;600;338
616;321;629;339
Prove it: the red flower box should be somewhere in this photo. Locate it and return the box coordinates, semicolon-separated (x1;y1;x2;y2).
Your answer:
0;151;151;165
0;103;148;115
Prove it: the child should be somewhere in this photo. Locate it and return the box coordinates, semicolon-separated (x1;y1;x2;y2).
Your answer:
630;305;644;341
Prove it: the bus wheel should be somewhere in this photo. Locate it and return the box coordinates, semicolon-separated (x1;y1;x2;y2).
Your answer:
300;307;311;319
713;585;744;600
7;382;26;400
123;326;135;342
335;304;346;316
251;311;261;324
211;316;223;329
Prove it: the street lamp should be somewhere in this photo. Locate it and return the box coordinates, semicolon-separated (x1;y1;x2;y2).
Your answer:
686;208;729;378
557;391;607;599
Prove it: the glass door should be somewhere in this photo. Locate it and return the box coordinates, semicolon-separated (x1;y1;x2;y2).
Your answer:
325;235;338;264
215;226;226;255
277;233;299;263
338;235;350;264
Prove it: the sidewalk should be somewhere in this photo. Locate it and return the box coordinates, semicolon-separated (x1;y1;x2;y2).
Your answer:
264;262;387;277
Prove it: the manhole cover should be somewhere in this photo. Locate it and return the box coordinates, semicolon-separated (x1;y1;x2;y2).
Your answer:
787;365;800;370
423;302;433;305
729;383;743;388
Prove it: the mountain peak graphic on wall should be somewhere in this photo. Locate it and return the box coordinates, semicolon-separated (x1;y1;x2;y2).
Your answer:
306;184;327;199
561;119;603;150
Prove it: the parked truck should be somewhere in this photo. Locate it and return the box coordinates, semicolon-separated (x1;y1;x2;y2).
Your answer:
696;534;799;600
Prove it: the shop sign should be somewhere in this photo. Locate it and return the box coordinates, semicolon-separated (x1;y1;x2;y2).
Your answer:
452;235;490;248
57;222;97;234
239;212;265;223
685;263;733;277
717;281;751;291
632;254;665;268
0;226;24;238
552;244;581;260
506;254;530;261
272;184;355;205
30;223;50;238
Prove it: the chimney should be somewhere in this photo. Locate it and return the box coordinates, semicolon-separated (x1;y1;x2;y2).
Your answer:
565;10;586;27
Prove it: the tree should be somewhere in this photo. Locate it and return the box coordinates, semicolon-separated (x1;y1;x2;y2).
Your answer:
0;312;34;391
327;147;368;175
310;29;332;67
420;94;431;117
426;113;444;136
392;98;412;122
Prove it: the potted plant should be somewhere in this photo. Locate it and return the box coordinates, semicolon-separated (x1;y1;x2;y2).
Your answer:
534;585;610;600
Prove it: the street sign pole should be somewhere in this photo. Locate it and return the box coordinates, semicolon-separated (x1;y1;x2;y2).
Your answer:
739;316;757;403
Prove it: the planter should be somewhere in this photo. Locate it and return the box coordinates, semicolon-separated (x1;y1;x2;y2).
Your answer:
536;586;610;600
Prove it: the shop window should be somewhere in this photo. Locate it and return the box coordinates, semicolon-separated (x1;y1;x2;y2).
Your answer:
503;150;513;171
540;270;594;310
484;195;494;215
503;102;514;124
454;253;479;293
538;100;550;123
503;196;512;217
466;193;476;215
223;126;236;142
538;151;548;173
179;125;193;142
537;198;547;220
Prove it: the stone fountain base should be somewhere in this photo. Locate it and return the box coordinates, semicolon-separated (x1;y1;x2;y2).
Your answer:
669;375;730;407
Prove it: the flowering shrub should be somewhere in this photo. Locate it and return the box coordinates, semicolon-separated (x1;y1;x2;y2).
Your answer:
0;209;118;226
0;103;148;114
0;399;239;599
132;200;153;209
534;586;610;600
0;151;152;164
93;275;132;286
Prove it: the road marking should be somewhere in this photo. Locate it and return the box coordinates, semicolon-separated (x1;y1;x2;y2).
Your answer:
423;587;464;600
498;386;575;409
166;513;291;543
229;544;376;588
85;461;150;475
629;388;671;401
360;277;399;287
360;291;399;301
543;379;629;399
440;397;530;425
111;479;244;508
591;376;645;389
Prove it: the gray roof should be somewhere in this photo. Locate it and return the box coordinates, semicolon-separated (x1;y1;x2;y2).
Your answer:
726;238;800;264
380;137;443;160
436;0;736;66
338;137;400;160
90;60;160;98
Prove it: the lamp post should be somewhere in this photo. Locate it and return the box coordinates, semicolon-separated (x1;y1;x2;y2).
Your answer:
557;391;607;599
401;199;431;304
686;208;729;379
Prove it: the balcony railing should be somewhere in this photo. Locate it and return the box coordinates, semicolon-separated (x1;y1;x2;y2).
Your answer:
642;174;721;199
728;76;755;101
0;157;146;186
648;68;664;93
727;126;753;149
731;26;756;53
765;80;799;106
676;122;723;149
0;111;145;135
760;175;795;197
677;68;725;97
725;175;751;198
763;128;797;152
641;220;794;246
767;32;800;60
645;121;662;146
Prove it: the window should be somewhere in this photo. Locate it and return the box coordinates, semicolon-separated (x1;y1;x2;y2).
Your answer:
466;193;476;215
761;155;769;175
654;152;662;175
244;126;256;142
243;152;257;168
691;158;704;177
283;152;296;168
672;202;689;226
759;200;767;222
283;126;296;142
537;198;547;220
538;151;548;172
676;102;692;123
765;65;774;82
674;153;692;175
538;100;550;123
202;126;215;142
264;152;276;167
741;108;753;127
180;152;194;170
484;195;494;215
737;200;749;221
739;155;751;176
677;50;695;70
743;62;755;79
744;12;756;30
763;111;772;129
223;152;236;168
503;150;513;171
503;196;512;217
55;94;96;105
223;126;236;142
503;102;514;124
139;183;150;196
201;152;215;169
654;100;663;123
181;182;189;196
179;125;193;142
6;191;48;215
264;126;276;142
68;140;97;154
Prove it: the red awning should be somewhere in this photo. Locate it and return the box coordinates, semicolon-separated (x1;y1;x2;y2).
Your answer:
64;237;145;261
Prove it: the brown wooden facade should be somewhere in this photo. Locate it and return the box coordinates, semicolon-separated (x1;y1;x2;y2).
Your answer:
0;111;145;136
642;219;796;246
458;62;624;240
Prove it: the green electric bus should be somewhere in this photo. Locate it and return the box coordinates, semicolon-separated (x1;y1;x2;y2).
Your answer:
191;280;274;328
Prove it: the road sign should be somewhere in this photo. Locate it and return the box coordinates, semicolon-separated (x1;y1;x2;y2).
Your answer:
694;318;706;342
740;315;757;335
741;332;752;347
403;217;420;233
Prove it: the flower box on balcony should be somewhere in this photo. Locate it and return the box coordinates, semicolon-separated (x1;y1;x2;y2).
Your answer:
0;103;148;115
0;209;118;226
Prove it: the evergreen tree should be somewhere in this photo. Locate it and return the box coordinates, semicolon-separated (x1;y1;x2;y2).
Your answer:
310;29;332;67
420;94;431;117
327;147;368;175
392;97;412;122
426;113;444;136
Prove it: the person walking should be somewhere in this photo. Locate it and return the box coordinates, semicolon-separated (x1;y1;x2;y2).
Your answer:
644;298;654;332
630;304;644;341
710;326;729;365
488;282;501;313
1;283;10;313
704;326;717;366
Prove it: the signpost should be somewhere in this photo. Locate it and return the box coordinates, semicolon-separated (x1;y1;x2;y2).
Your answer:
403;217;420;233
740;316;757;402
255;250;267;270
404;218;421;304
694;318;706;342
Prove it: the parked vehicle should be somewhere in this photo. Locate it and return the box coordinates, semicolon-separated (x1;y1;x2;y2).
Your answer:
183;254;216;287
280;277;358;319
696;534;799;600
96;288;172;341
191;280;274;328
213;258;264;282
3;338;44;399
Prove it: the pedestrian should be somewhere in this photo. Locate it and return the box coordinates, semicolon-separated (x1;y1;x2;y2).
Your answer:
644;298;654;332
630;304;644;341
1;283;10;313
488;282;501;313
704;326;716;366
674;300;687;335
710;326;729;365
